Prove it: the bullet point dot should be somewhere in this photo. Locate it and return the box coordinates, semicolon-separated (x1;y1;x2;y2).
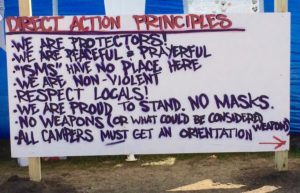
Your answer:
14;95;17;98
11;45;14;48
12;58;15;61
13;110;17;113
13;83;16;86
15;121;18;124
13;71;15;73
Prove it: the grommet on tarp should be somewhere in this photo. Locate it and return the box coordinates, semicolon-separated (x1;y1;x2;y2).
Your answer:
126;154;137;161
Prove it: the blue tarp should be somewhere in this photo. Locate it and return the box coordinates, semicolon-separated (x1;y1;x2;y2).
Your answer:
0;0;299;138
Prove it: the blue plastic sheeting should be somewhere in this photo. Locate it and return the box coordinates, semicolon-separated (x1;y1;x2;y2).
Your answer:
32;0;52;16
58;0;105;15
264;0;274;12
0;49;9;138
146;0;183;14
0;1;299;139
4;0;18;16
289;2;300;131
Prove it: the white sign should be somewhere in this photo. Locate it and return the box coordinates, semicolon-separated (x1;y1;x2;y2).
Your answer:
6;13;290;157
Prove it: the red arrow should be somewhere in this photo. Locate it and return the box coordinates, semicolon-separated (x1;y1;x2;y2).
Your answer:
259;136;286;150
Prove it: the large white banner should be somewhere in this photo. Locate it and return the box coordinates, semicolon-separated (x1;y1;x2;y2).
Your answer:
6;13;290;157
184;0;264;14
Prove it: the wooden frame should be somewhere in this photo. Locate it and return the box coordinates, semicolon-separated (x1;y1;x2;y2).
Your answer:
18;0;42;182
274;0;289;172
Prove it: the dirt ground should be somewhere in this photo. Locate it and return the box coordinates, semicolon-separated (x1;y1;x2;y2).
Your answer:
1;140;300;193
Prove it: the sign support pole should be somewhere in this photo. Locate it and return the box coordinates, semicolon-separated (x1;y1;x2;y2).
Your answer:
18;0;42;182
28;157;42;182
274;0;288;172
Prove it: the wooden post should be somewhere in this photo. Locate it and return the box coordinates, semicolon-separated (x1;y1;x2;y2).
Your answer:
18;0;32;16
275;0;288;13
275;150;288;171
274;0;289;172
18;0;42;181
28;157;42;181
